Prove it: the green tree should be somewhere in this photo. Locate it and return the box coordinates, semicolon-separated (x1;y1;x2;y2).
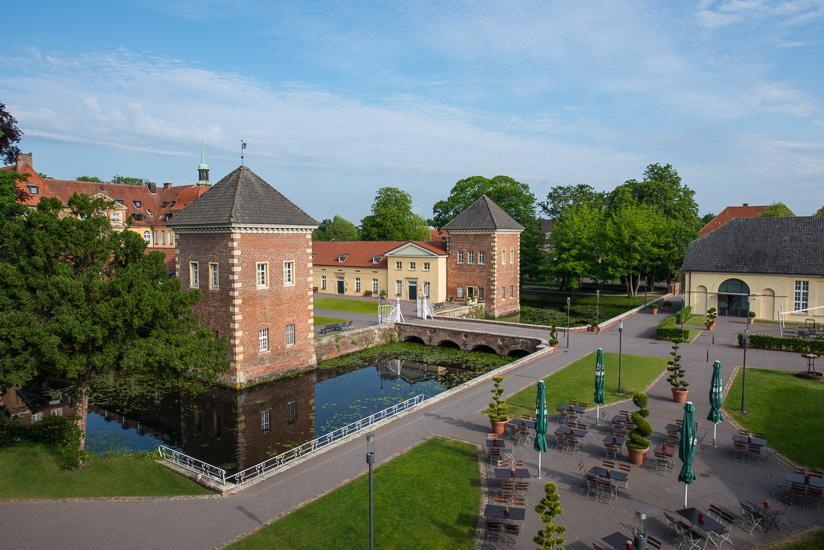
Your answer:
534;482;566;549
601;203;661;295
0;102;23;165
76;176;103;183
313;215;360;241
539;184;605;220
431;175;542;280
0;189;228;462
815;206;824;217
545;202;604;289
111;175;150;186
360;187;430;241
758;202;795;217
700;212;715;226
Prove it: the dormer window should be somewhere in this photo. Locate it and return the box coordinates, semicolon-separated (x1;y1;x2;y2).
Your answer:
134;200;142;208
26;185;39;195
132;213;144;221
337;255;348;263
115;199;124;205
372;256;381;264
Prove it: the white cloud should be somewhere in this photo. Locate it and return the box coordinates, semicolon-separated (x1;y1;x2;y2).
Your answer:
697;0;824;28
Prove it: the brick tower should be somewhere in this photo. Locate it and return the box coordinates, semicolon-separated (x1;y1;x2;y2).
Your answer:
169;166;318;387
442;195;523;317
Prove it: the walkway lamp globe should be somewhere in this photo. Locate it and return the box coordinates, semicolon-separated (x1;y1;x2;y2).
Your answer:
617;320;624;395
740;327;749;414
366;432;376;550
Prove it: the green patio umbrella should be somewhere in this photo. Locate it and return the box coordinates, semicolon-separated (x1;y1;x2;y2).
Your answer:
594;348;605;425
678;401;698;508
707;361;724;447
534;380;549;479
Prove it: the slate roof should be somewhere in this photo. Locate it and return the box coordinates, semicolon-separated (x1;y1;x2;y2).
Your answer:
441;195;524;232
313;240;447;268
699;204;769;236
168;166;317;228
682;217;824;276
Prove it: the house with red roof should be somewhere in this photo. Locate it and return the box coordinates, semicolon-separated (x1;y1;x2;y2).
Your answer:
699;203;770;236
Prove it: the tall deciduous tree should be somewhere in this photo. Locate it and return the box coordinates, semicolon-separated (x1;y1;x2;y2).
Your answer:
76;176;103;183
0;103;23;166
815;206;824;217
360;187;430;241
432;175;542;280
111;175;151;186
544;202;604;290
312;215;360;241
758;202;795;217
534;482;565;549
540;184;605;220
0;189;228;462
601;203;661;295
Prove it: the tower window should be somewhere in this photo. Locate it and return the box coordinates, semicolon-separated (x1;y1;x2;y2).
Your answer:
478;251;485;264
256;262;269;289
510;248;515;264
501;248;505;265
285;324;295;347
283;261;294;286
457;251;464;264
259;328;269;352
287;401;297;424
260;409;271;433
209;263;219;289
467;251;474;264
189;262;199;289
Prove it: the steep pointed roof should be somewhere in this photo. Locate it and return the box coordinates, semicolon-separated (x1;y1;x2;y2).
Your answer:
168;166;317;228
441;195;524;232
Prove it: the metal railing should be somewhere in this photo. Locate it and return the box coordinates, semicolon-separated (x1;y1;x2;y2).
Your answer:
157;393;425;488
157;445;227;485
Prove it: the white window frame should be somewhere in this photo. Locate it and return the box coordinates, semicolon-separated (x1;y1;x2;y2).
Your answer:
423;262;431;272
457;286;464;299
209;262;219;290
260;409;271;432
395;280;403;296
161;231;166;245
467;251;474;264
478;287;485;300
32;412;43;422
372;279;379;293
287;401;297;424
50;408;62;417
794;280;809;312
27;184;39;195
283;260;295;286
409;261;416;271
286;323;296;347
457;251;464;264
259;328;269;352
321;275;327;290
423;281;430;297
111;212;121;224
143;230;151;244
189;262;200;289
478;251;485;265
395;261;403;270
355;277;361;292
256;262;269;289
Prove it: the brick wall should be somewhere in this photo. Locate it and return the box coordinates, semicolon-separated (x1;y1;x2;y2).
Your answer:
446;233;495;306
493;232;521;317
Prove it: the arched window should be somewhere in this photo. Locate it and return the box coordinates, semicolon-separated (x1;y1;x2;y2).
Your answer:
718;279;749;295
143;230;151;243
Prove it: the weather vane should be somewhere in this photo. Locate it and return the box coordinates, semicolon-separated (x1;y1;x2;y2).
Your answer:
241;139;247;166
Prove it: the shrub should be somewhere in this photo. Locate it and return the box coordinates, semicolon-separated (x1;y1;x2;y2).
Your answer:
626;391;652;450
748;310;756;319
666;340;689;390
738;333;824;354
0;415;85;468
549;324;559;347
484;376;509;422
705;307;717;326
656;315;691;341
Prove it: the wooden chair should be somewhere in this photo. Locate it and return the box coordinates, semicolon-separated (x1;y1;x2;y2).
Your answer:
646;534;662;549
584;474;600;500
747;443;763;462
806;486;822;510
602;460;616;470
789;482;807;506
510;496;525;507
503;523;521;543
738;501;763;534
604;444;619;461
654;451;673;473
598;479;617;503
732;442;748;463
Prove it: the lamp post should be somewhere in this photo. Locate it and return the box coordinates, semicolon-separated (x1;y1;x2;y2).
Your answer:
618;320;624;395
566;296;571;349
366;432;375;550
596;289;600;327
740;328;749;414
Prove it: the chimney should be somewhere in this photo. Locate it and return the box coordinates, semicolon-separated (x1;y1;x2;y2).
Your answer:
163;182;173;189
146;181;157;194
743;203;748;207
16;152;33;172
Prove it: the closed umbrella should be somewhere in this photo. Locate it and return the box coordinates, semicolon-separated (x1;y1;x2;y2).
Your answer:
678;402;697;507
534;380;549;479
594;348;605;425
707;361;724;447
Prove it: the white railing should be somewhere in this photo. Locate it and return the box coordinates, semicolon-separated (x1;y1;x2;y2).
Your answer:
378;298;404;324
158;393;425;488
157;445;227;485
416;296;434;319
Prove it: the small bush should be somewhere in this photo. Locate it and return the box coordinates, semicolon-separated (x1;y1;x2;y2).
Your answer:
0;416;85;469
549;324;559;347
656;315;691;341
627;391;652;450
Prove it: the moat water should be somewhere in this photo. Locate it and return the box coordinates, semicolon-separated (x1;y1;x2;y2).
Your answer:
80;358;461;472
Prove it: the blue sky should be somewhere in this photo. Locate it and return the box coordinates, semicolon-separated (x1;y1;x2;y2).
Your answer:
2;1;823;221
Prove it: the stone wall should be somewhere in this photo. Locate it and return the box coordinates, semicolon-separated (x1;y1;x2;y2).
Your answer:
396;323;543;357
315;324;398;362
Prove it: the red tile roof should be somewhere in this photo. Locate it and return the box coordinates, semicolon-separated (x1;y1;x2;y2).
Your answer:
699;205;769;236
313;240;447;268
429;228;448;241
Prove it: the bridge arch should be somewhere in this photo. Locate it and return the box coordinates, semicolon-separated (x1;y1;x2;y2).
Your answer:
470;344;498;355
435;339;461;349
402;335;426;345
506;349;531;359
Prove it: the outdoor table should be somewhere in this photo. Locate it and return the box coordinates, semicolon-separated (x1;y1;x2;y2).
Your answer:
665;423;681;433
483;504;526;521
494;467;530;479
603;435;625;446
557;403;586;414
555;425;586;438
746;500;783;532
677;507;727;535
657;445;674;457
485;439;507;448
588;466;628;483
733;433;767;447
802;353;819;376
508;419;536;430
611;413;630;424
785;472;824;489
601;531;632;549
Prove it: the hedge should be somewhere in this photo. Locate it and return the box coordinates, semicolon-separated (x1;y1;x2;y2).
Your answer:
655;307;692;341
0;415;85;468
738;333;824;354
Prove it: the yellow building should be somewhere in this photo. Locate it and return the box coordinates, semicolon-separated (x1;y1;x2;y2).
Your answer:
312;241;448;303
682;217;824;321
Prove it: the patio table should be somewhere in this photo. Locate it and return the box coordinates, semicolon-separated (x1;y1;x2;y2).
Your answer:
677;507;727;535
508;419;536;430
557;403;586;414
494;467;530;479
483;504;526;521
603;435;625;446
745;500;783;532
485;439;507;448
611;413;630;424
785;472;824;489
588;466;628;483
601;531;632;549
656;445;674;457
555;425;586;438
733;433;767;447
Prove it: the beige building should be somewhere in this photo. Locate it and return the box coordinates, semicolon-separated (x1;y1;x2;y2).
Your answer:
313;241;448;303
682;217;824;321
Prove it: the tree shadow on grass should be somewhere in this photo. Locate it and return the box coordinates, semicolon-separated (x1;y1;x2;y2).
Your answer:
430;512;478;543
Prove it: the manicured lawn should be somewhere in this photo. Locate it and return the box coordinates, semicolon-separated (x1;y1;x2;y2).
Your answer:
725;368;824;470
685;314;707;327
229;437;480;550
772;530;824;549
314;297;378;315
506;352;668;416
505;291;649;326
318;341;509;372
0;444;209;499
314;315;347;326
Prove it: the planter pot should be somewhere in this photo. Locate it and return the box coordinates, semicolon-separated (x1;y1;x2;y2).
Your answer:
672;388;689;404
627;446;649;466
650;308;659;315
491;420;508;436
706;321;716;331
549;344;558;351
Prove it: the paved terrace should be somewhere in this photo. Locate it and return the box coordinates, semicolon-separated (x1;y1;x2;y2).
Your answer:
1;301;819;549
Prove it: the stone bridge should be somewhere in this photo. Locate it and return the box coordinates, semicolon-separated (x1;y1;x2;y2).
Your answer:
396;319;547;358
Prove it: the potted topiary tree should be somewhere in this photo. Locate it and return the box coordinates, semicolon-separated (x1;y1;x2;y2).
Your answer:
663;300;672;312
484;375;509;435
650;303;660;315
549;325;559;350
626;391;653;465
666;339;689;403
748;310;756;326
705;307;717;331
